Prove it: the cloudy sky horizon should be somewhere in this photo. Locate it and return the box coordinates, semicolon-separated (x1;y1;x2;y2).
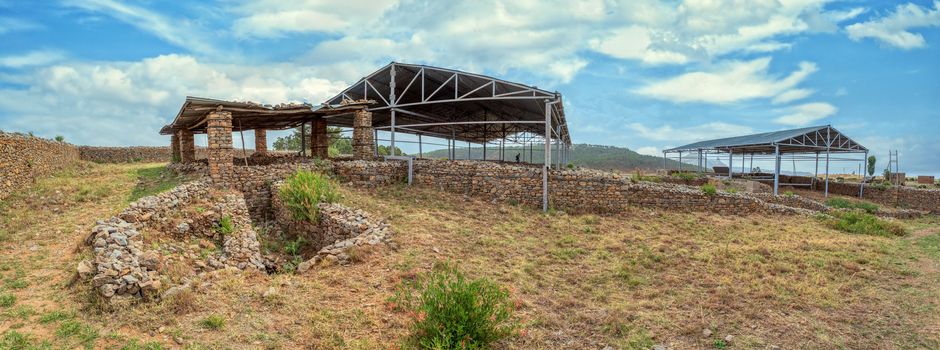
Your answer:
1;0;938;175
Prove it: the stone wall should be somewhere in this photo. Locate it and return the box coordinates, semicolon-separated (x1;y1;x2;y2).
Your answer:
0;131;81;200
762;175;940;214
78;146;172;163
343;159;816;216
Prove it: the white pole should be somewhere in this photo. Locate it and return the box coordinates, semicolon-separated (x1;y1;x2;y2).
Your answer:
774;144;781;195
728;150;733;179
390;109;397;156
825;128;831;198
543;100;552;212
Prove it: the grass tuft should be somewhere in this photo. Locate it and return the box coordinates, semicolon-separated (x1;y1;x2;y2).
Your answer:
701;183;717;196
824;211;907;237
0;293;15;307
200;314;226;330
826;198;879;214
278;169;339;223
215;215;234;235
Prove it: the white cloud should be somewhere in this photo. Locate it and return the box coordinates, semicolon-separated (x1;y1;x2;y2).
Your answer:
61;0;218;55
635;57;817;104
0;55;348;146
0;16;41;34
627;122;754;142
231;0;399;38
772;88;814;104
589;26;689;64
772;102;837;126
846;1;940;49
0;50;66;68
635;146;661;156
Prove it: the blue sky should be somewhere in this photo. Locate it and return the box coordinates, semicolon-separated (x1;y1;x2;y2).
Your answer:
1;0;938;175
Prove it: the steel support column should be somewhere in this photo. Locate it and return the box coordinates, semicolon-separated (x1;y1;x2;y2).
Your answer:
825;129;831;198
860;151;868;198
774;144;781;195
390;109;397;156
543;100;553;212
728;150;733;179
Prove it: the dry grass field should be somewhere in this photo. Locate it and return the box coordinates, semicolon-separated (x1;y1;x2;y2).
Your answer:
1;162;938;349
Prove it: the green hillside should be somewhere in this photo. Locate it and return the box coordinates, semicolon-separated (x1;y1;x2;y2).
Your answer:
421;143;691;171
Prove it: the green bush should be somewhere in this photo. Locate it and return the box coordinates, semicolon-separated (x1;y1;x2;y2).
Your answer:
390;263;518;349
701;184;717;196
279;169;339;223
825;211;907;237
826;198;879;214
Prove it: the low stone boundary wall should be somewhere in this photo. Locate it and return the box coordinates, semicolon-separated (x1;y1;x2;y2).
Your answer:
760;175;940;213
78;146;172;163
0;131;81;200
406;159;813;216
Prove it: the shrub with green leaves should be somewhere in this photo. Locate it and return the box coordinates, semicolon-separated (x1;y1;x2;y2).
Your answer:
701;183;717;196
390;263;518;349
279;169;339;223
824;211;907;237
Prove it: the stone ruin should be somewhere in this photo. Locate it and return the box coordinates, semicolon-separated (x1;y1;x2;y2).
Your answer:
76;175;393;303
270;180;393;270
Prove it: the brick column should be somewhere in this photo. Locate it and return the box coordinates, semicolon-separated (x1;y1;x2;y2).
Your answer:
179;130;195;163
254;129;267;154
310;119;328;159
170;133;181;163
352;110;374;160
206;110;234;185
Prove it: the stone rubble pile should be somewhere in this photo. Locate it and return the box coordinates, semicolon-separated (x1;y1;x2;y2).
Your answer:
82;217;161;301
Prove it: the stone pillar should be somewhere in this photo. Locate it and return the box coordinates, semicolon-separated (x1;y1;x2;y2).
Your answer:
206;110;234;186
254;129;267;154
170;133;181;163
310;119;328;159
179;130;195;163
352;110;374;160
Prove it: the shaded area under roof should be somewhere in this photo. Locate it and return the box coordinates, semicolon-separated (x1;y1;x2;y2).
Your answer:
665;125;867;154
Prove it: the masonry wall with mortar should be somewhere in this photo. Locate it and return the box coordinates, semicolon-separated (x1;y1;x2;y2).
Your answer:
206;110;235;184
0;131;81;200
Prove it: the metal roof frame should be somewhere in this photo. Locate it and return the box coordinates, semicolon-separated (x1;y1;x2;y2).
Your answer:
664;125;867;154
318;62;570;145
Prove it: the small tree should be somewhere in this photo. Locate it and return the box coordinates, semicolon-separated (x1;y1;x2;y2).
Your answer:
55;135;65;142
866;155;876;177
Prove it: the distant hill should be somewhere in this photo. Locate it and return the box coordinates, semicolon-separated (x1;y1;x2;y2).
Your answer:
421;143;694;172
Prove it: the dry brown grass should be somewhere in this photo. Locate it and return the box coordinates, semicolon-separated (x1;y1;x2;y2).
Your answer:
0;162;938;349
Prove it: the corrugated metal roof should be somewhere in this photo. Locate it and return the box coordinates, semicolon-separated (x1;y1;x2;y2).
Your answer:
665;125;867;153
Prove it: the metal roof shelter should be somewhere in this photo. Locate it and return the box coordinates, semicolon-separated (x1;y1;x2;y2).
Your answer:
663;125;869;197
160;62;572;211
